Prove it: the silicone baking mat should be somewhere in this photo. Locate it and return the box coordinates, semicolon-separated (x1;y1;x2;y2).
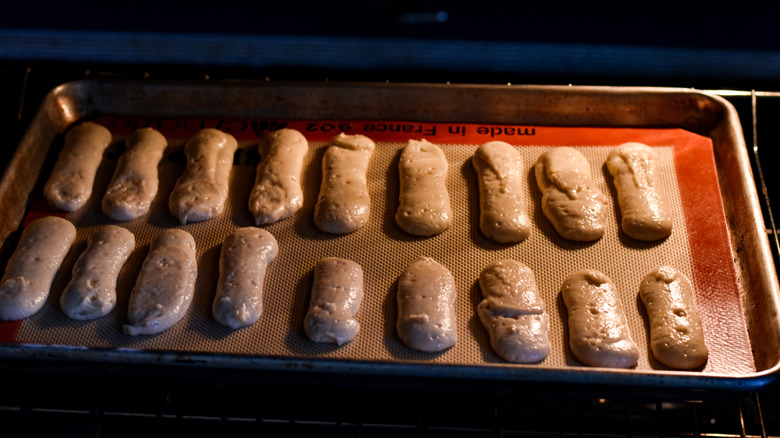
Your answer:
0;116;753;375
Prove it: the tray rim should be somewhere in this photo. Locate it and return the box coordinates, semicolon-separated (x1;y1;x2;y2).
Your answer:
0;79;778;390
0;342;776;390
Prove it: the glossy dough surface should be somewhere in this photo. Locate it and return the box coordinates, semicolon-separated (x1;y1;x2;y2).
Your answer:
478;260;550;363
212;227;278;329
606;142;672;240
169;129;238;224
44;122;112;212
0;216;76;321
124;229;197;336
60;225;135;320
396;256;457;352
102;127;167;221
561;269;639;368
535;147;607;241
313;133;375;234
249;128;309;225
304;257;364;345
395;139;452;236
639;266;708;369
472;141;530;243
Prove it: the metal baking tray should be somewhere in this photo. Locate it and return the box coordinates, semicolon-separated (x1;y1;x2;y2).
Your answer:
0;80;778;390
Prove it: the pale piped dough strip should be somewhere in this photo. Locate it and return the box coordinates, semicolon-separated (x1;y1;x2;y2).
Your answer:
396;256;457;352
639;266;708;369
124;229;197;336
606;142;672;241
102;127;167;221
561;269;639;368
477;260;550;363
0;216;76;321
60;225;135;320
169;129;238;224
44;122;112;212
395;139;452;237
212;227;278;329
249;128;309;225
313;133;375;234
472;141;530;243
304;257;364;345
535;147;607;241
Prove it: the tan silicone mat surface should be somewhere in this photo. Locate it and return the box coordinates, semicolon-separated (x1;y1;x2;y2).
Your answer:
10;120;754;375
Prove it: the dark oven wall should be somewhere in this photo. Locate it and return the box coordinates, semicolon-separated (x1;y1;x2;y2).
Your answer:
2;1;780;88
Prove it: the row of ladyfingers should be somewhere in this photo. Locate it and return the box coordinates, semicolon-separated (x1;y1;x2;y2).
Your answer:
42;123;672;243
0;217;705;370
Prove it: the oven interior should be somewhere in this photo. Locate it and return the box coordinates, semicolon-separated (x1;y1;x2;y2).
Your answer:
2;3;780;436
0;63;778;438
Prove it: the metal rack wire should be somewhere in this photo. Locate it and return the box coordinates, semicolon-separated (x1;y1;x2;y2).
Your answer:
0;65;778;438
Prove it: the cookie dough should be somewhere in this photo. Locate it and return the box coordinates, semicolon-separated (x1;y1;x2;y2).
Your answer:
478;260;550;363
124;229;197;336
169;129;238;224
44;121;112;212
639;266;708;369
396;256;457;352
60;225;135;320
395;139;452;236
0;216;76;321
472;141;530;243
102;127;167;221
313;133;375;234
212;227;278;329
606;142;672;240
304;257;364;345
249;128;309;225
535;147;607;241
561;269;639;368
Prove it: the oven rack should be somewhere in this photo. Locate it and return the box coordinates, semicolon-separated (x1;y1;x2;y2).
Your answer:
0;367;777;438
0;65;778;437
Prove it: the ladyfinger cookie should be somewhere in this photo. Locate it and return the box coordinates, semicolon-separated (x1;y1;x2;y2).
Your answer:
249;128;309;225
102;127;167;221
169;129;238;224
60;225;135;320
639;266;708;369
44;122;112;212
396;256;457;352
0;216;76;321
124;229;197;336
561;269;639;368
472;141;530;243
535;147;607;241
212;227;278;329
313;133;375;234
395;139;452;237
477;260;550;363
606;142;672;240
304;257;364;345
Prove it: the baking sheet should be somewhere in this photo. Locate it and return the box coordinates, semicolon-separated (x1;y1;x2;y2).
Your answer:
0;81;777;389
